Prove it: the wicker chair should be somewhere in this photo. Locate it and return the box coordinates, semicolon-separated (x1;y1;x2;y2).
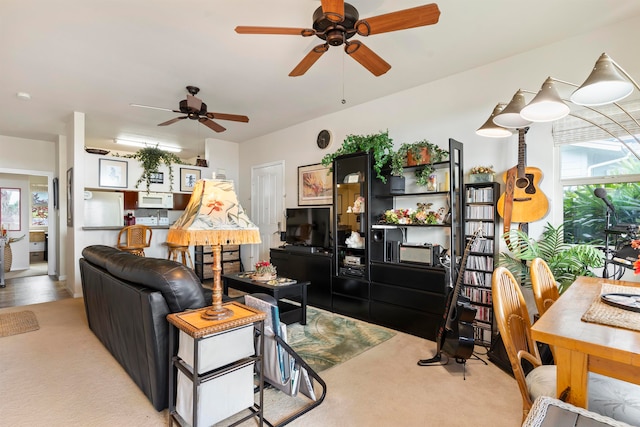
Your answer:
530;258;560;317
116;225;153;256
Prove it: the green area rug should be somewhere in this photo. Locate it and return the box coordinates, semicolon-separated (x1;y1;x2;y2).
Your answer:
286;306;396;372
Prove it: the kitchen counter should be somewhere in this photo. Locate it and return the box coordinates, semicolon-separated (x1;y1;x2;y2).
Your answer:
82;225;171;230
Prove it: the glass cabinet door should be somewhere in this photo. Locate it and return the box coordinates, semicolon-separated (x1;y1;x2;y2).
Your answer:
334;153;369;280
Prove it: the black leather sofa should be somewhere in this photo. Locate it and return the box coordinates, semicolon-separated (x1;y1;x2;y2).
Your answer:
79;245;213;411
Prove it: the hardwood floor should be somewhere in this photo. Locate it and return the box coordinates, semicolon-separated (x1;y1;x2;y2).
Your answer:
0;272;72;309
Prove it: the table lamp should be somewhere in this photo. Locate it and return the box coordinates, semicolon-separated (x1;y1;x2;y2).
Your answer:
167;179;261;320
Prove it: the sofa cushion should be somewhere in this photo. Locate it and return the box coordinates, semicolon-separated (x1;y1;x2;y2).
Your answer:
82;245;207;312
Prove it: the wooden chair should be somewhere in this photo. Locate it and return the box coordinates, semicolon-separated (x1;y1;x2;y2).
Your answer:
530;258;559;317
492;267;640;425
116;225;152;256
166;242;193;269
492;266;552;422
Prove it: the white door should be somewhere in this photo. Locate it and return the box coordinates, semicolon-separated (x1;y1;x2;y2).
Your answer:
250;161;285;268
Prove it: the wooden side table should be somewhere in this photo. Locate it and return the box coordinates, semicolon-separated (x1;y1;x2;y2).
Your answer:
167;301;266;427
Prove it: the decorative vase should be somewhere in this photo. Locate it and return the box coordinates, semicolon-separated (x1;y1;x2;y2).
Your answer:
469;173;494;183
389;176;405;194
251;273;276;281
4;244;11;273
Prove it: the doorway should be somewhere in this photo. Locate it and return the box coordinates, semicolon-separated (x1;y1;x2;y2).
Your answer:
250;161;285;267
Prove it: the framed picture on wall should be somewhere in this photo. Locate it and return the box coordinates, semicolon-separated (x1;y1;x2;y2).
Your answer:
180;168;201;192
99;159;128;188
298;163;333;206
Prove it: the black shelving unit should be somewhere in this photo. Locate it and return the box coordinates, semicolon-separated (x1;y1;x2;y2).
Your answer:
462;181;499;346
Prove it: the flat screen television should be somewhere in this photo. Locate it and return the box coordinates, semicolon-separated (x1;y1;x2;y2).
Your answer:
285;207;331;249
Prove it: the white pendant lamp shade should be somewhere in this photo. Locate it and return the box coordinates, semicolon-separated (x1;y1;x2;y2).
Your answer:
570;53;634;106
492;90;533;128
520;77;570;122
476;104;513;137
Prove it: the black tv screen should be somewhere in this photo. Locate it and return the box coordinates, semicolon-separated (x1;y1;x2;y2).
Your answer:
285;207;331;249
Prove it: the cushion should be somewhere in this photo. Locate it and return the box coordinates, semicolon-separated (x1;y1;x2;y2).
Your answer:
526;366;640;426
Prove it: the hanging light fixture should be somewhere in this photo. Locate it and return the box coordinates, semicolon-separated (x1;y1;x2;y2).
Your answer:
476;104;513;137
520;77;571;122
570;53;637;106
492;90;533;128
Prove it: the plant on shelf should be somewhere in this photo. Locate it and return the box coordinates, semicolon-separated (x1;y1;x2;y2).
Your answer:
498;223;604;293
392;140;448;186
321;130;394;183
118;146;185;192
381;203;444;225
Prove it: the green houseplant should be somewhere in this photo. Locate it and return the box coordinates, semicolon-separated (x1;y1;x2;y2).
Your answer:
392;140;448;186
321;130;394;183
499;223;604;293
118;146;185;192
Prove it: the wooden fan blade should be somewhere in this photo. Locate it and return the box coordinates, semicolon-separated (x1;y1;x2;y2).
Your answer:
130;103;179;113
158;117;187;126
321;0;345;22
199;117;226;132
356;3;440;36
345;41;391;76
289;44;329;77
235;26;314;36
206;112;249;123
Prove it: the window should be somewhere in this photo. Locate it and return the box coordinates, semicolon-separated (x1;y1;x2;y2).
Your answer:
556;100;640;244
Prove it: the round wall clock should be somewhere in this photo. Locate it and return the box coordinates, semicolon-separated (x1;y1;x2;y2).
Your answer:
317;129;332;149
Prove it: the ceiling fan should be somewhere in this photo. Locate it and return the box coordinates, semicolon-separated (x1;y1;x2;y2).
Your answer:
235;1;440;77
130;86;249;133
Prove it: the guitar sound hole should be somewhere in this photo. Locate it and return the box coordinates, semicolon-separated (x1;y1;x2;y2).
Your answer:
516;177;529;189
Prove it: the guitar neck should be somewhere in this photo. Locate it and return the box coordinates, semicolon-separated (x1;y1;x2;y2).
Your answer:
445;233;476;330
517;128;527;179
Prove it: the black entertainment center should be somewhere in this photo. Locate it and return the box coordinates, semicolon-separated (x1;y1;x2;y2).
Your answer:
271;139;464;341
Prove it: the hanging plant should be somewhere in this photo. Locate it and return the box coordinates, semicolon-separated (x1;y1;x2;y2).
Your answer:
117;146;185;192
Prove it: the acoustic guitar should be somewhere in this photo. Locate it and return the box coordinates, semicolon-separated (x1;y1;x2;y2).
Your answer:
418;229;480;366
497;128;549;224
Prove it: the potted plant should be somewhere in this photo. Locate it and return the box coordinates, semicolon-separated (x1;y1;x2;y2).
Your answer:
392;140;448;187
118;146;185;192
499;223;604;294
469;165;495;183
321;130;394;183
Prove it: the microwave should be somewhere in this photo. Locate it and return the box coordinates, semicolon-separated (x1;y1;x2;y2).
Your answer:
138;192;174;209
399;243;441;266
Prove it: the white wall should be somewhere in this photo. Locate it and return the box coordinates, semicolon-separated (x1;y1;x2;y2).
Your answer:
237;16;640;254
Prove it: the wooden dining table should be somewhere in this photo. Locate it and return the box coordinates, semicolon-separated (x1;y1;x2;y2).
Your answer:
531;276;640;408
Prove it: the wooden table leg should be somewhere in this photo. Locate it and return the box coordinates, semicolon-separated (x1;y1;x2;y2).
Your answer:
554;346;589;408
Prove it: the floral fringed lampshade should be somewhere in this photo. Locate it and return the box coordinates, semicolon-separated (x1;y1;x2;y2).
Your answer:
167;179;261;320
167;179;261;247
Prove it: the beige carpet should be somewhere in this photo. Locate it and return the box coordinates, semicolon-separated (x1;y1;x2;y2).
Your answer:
0;310;39;337
0;298;522;426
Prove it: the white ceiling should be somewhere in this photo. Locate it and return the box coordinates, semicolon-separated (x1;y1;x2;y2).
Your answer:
2;0;640;159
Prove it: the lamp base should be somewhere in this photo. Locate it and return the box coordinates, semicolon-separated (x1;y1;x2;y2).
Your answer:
200;306;234;321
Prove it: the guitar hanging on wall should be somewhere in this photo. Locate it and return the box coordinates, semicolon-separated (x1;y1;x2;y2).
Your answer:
417;229;481;376
496;128;549;225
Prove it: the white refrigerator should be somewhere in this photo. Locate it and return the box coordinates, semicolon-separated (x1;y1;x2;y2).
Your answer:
83;190;124;227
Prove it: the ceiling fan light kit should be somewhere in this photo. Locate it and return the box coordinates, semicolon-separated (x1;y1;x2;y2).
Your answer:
235;2;440;77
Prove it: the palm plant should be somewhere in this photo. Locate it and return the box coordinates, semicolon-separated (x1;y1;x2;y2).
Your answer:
499;223;604;293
